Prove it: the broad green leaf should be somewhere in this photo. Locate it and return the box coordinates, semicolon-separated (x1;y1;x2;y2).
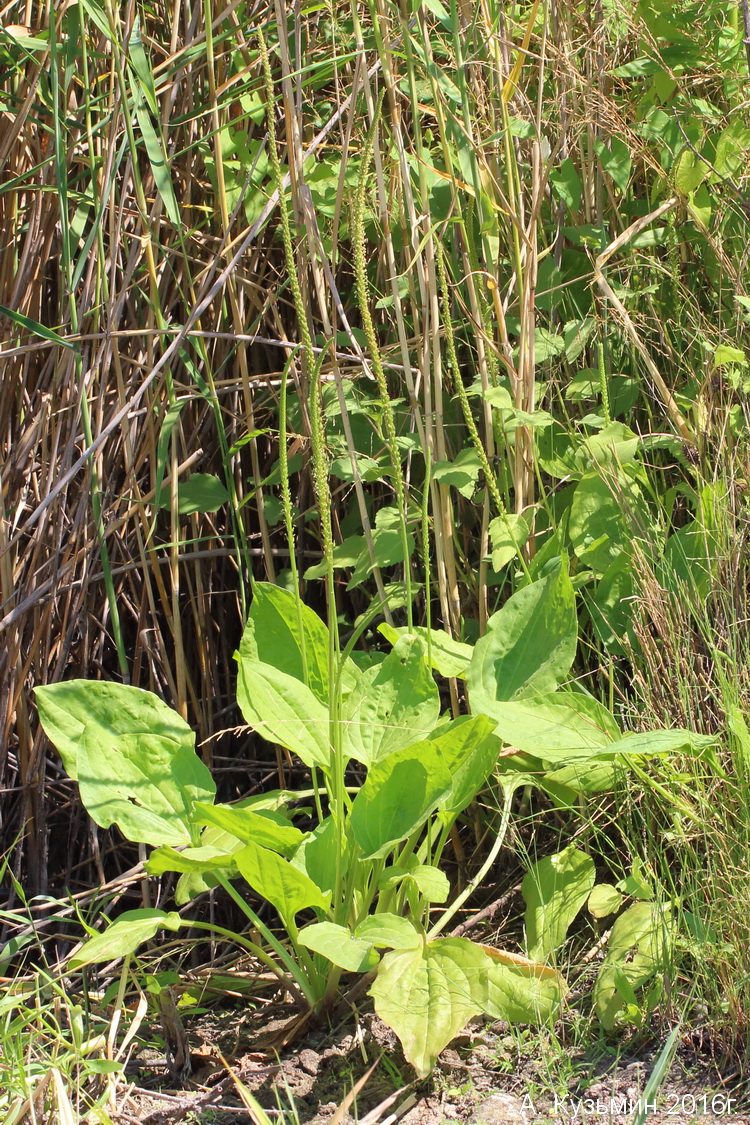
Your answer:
535;422;580;479
466;562;577;711
378;624;473;678
235;841;330;922
588;553;634;656
69;909;182;968
549;157;582;210
36;681;196;783
193;802;304;855
174;473;229;515
500;407;555;432
370;938;486;1076
533;331;565;365
594;729;715;758
76;725;214;847
481;693;617;758
371;938;563;1076
489;513;531;571
330;452;383;483
688;185;712;228
575;423;640;470
347;506;415;589
544;760;619;794
522;846;596;960
342;636;440;767
348;744;451;859
713;344;747;368
237;582;333;705
379;856;450;902
729;707;750;776
427;715;502;819
407;864;450;903
480;945;567;1023
355;914;422;949
145;844;237;875
713;122;750;180
481;384;514;410
674;147;708;196
173;814;251;905
616;859;654;901
289;816;341;898
431;448;482;499
304;534;363;580
660;524;714;602
569;472;636;574
594;903;672;1029
595;136;631;193
562;318;596;364
588;884;624;919
236;659;330;769
298;922;379;972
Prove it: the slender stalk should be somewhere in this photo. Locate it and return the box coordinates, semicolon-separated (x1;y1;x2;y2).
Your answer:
352;90;414;628
213;873;319;1006
427;783;515;939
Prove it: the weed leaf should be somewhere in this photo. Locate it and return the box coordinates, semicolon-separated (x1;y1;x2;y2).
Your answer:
70;909;182;968
467;561;577;711
238;582;333;704
236;659;330;769
235;841;330;922
342;635;440;766
522;845;596;960
349;744;451;859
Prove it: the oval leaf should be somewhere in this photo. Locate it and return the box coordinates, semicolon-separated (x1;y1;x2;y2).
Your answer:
236;659;330;769
378;624;474;679
193;802;304;855
370;938;485;1076
588;884;624;919
175;473;229;515
522;845;596;960
594;903;672;1029
480;945;567;1023
69;909;182;968
235;841;330;923
342;636;440;767
355;914;422;949
299;922;379;972
237;583;337;705
481;693;617;759
348;744;451;859
36;681;197;783
76;725;214;846
467;560;577;711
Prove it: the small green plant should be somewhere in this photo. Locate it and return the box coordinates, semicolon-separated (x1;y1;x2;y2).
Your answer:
35;573;709;1073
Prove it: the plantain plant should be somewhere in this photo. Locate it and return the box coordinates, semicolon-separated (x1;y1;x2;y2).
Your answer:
35;569;710;1072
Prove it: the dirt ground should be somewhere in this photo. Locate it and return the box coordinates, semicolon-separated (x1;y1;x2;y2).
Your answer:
116;992;750;1125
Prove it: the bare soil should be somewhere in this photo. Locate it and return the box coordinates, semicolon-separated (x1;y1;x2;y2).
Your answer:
117;992;749;1125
